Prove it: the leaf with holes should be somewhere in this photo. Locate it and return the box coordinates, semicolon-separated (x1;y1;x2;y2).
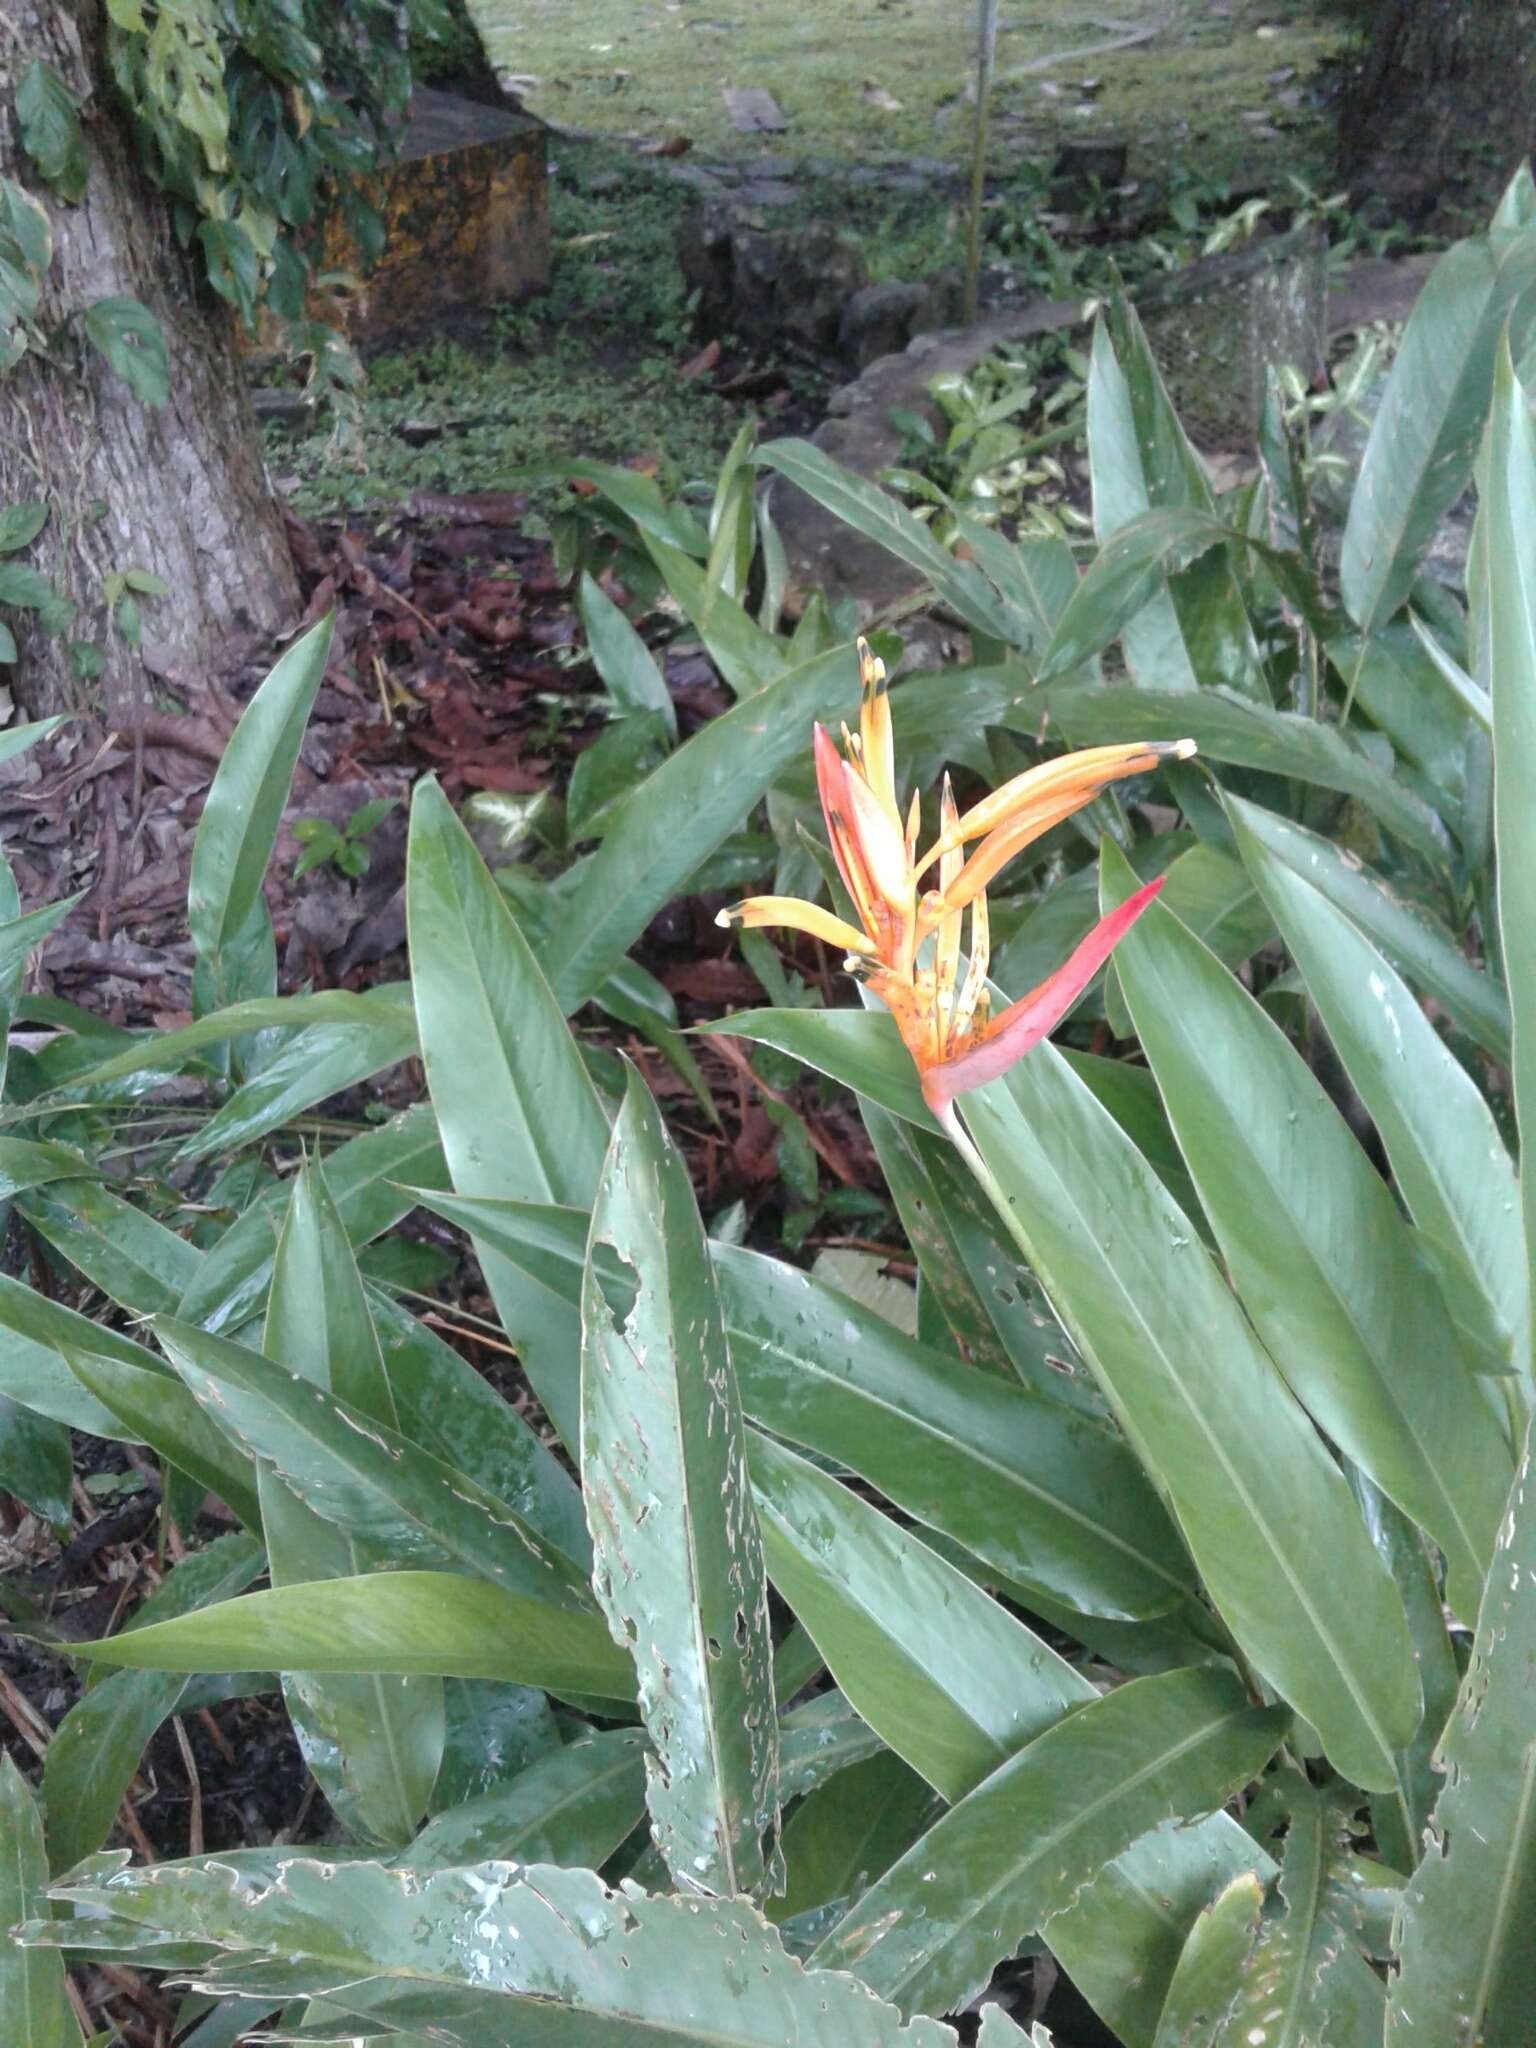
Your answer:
581;1065;780;1898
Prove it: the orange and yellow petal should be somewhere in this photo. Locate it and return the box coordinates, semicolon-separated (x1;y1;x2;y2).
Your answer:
716;895;877;955
917;737;1197;878
857;636;899;822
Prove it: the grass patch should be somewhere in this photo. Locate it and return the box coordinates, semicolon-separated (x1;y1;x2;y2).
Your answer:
466;0;1347;182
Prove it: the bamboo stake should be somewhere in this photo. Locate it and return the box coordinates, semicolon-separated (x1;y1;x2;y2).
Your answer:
964;0;1001;324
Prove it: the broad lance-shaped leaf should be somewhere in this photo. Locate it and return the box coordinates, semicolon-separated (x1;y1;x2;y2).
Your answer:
718;1428;1275;2044
31;1857;958;2048
812;1665;1288;2021
411;1188;1196;1624
757;437;1018;645
1487;341;1536;1376
1223;795;1509;1065
1231;795;1527;1387
1101;837;1512;1617
752;1003;1421;1791
41;1535;264;1875
0;1271;172;1438
0;1756;78;2048
1049;1821;1273;2048
66;1571;636;1699
187;614;332;1017
1387;1436;1536;2045
1216;1782;1387;2048
406;776;610;1453
581;1065;780;1898
177;1103;449;1335
404;1726;649;1873
1083;299;1265;699
1350;1471;1461;1882
540;638;864;1012
21;1178;203;1317
258;1162;443;1849
1341;214;1536;637
748;1430;1100;1804
1148;1870;1263;2048
63;1346;262;1532
578;569;677;737
1038;683;1448;866
153;1314;592;1607
974;1051;1419;1775
861;1100;1106;1412
770;1752;940;1933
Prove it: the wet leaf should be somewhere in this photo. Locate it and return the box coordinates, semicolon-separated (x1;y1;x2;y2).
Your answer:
581;1066;780;1897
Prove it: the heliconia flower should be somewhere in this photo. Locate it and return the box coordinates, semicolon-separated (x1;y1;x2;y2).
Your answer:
719;638;1194;1123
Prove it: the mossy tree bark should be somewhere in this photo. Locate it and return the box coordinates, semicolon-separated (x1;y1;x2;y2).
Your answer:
0;0;298;723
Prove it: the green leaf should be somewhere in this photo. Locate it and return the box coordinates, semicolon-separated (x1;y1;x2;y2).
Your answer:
153;1315;591;1606
366;1286;588;1572
582;1066;780;1897
82;297;169;408
21;1180;202;1315
41;1536;264;1875
176;1105;447;1335
953;1029;1423;1793
36;1856;957;2048
404;1727;648;1873
540;640;862;1013
0;501;47;553
173;994;419;1161
428;1680;561;1815
1387;1436;1536;2045
1486;342;1536;1384
578;572;677;738
726;1240;1193;1622
813;1665;1288;2020
1219;1784;1387;2047
1341;229;1536;636
778;1689;887;1800
0;1273;166;1436
1039;683;1448;866
187;617;333;1016
1228;796;1509;1063
0;1395;71;1524
758;437;1017;643
861;1102;1104;1410
411;1189;1193;1623
69;1571;635;1698
1085;302;1264;697
1350;1473;1461;1879
259;1162;443;1849
1148;1871;1264;2048
748;1431;1093;1803
1036;507;1234;685
16;61;87;204
1232;795;1526;1380
1047;1821;1273;2048
770;1751;939;1930
0;1756;78;2048
64;1347;262;1532
406;777;610;1451
1102;837;1513;1616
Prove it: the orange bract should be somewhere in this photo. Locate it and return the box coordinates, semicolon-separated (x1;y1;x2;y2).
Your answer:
719;638;1194;1118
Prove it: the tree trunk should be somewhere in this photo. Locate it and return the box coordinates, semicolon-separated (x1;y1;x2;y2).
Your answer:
0;0;299;722
1340;0;1536;188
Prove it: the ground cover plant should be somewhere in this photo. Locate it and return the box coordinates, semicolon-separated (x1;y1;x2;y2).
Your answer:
2;164;1536;2045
